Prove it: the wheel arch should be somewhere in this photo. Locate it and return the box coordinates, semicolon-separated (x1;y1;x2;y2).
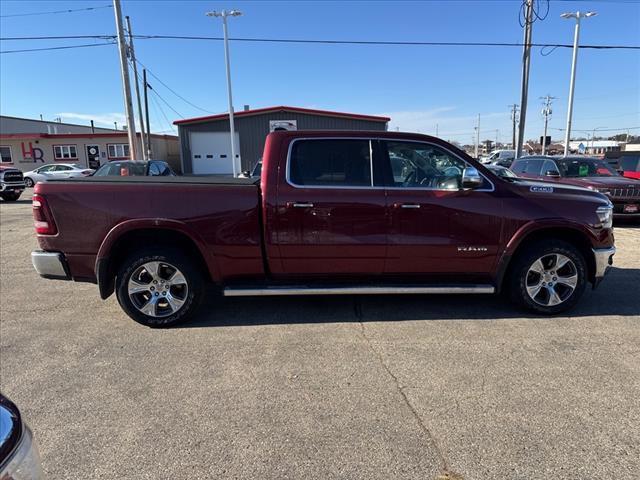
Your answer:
496;223;596;292
96;220;220;299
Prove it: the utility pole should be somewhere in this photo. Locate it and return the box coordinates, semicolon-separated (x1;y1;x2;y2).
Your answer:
435;123;439;137
540;95;555;155
112;0;138;160
143;69;152;157
114;121;118;131
125;16;147;160
516;0;534;159
561;10;597;156
510;104;519;150
207;9;242;176
474;114;481;158
495;129;499;151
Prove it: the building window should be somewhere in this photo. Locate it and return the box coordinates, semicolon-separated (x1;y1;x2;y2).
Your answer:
107;144;130;159
53;145;77;160
0;146;12;163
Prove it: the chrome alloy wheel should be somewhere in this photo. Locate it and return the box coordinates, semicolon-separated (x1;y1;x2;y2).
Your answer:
127;261;188;317
525;253;578;307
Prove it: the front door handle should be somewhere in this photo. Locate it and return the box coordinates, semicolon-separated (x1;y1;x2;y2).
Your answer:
394;203;421;209
288;202;314;208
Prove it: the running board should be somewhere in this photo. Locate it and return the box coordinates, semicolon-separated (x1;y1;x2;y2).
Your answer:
223;285;495;297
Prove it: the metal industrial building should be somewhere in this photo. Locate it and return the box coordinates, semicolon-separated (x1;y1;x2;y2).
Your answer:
173;106;390;175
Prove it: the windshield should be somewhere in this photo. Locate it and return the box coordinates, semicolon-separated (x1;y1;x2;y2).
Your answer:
555;158;619;178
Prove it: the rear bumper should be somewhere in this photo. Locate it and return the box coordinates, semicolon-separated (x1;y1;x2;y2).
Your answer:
31;251;71;280
592;246;615;286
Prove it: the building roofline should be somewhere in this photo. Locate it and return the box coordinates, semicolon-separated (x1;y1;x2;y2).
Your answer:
0;132;178;140
173;105;391;125
0;114;118;131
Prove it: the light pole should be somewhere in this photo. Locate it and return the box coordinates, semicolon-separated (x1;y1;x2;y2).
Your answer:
561;10;597;157
206;9;242;176
590;126;606;154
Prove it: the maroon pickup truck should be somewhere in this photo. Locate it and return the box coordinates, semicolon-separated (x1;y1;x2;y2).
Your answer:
32;131;616;327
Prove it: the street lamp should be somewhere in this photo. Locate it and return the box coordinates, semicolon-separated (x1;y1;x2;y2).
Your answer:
590;126;606;153
561;10;597;157
206;9;242;176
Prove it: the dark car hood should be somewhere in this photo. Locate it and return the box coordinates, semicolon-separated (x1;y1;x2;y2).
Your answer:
556;176;640;189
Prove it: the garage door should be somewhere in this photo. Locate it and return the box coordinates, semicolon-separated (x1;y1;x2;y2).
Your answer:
190;131;240;174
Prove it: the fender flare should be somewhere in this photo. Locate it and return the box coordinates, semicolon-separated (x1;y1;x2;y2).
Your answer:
95;218;221;299
494;219;596;291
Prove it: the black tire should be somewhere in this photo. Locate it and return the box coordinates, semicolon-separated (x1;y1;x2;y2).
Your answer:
24;177;34;188
0;192;21;201
508;240;588;315
115;247;204;327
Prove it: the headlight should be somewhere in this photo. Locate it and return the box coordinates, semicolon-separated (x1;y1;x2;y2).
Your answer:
596;205;613;229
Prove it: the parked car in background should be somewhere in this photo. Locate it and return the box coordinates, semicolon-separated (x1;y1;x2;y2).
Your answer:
92;160;175;177
486;164;518;179
0;165;26;201
511;155;640;218
23;163;94;187
482;149;516;166
31;130;615;327
0;393;43;479
605;151;640;180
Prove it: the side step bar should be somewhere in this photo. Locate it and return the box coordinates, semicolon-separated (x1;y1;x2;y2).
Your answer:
223;285;495;297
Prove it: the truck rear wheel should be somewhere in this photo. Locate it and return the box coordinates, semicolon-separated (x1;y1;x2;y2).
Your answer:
509;240;587;315
115;248;203;327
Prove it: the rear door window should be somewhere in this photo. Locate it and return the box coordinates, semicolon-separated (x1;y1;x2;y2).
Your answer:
289;139;372;187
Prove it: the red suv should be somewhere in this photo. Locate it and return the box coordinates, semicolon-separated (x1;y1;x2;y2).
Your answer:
511;155;640;218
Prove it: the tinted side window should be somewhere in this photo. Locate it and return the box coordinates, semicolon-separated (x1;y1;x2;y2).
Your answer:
289;139;371;187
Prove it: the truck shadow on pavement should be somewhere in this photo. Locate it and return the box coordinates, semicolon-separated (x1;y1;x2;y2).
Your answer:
179;266;640;328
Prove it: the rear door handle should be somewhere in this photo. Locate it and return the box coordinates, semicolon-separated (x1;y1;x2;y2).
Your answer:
394;203;421;209
288;202;314;208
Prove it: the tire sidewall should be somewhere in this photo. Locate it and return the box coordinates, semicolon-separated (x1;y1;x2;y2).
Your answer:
511;241;588;315
25;178;34;188
116;249;203;327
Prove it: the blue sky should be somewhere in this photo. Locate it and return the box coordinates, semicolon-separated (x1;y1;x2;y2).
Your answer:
1;0;638;144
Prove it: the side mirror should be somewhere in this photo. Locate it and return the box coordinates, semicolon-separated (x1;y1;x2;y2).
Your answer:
462;167;484;189
545;170;561;178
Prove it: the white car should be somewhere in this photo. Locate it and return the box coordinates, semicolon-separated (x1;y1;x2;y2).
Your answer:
23;163;94;187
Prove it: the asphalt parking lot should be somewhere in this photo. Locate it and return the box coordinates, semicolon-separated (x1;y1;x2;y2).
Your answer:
1;194;639;480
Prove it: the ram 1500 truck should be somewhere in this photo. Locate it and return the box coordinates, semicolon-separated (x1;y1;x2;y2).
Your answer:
31;131;616;327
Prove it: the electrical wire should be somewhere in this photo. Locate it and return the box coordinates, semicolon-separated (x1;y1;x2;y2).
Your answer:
0;42;115;54
0;5;112;18
1;34;638;50
133;58;215;114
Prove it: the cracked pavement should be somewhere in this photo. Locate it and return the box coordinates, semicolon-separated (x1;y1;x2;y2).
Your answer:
1;196;639;479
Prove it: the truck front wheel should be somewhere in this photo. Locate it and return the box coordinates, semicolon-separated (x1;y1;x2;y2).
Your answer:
115;248;203;327
509;240;587;315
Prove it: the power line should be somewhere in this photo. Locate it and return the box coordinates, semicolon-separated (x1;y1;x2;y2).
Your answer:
148;89;177;134
133;58;215;114
0;5;112;18
0;42;115;54
129;61;183;119
1;34;638;50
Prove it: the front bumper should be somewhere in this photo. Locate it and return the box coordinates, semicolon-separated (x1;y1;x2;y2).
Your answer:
0;182;26;192
592;246;615;284
31;251;71;280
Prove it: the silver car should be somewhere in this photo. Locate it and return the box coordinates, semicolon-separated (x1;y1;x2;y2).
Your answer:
23;163;94;187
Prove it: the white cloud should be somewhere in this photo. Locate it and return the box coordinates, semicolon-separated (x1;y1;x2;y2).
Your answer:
56;112;126;128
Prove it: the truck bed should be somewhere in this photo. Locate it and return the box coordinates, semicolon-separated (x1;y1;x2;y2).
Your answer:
35;176;264;284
